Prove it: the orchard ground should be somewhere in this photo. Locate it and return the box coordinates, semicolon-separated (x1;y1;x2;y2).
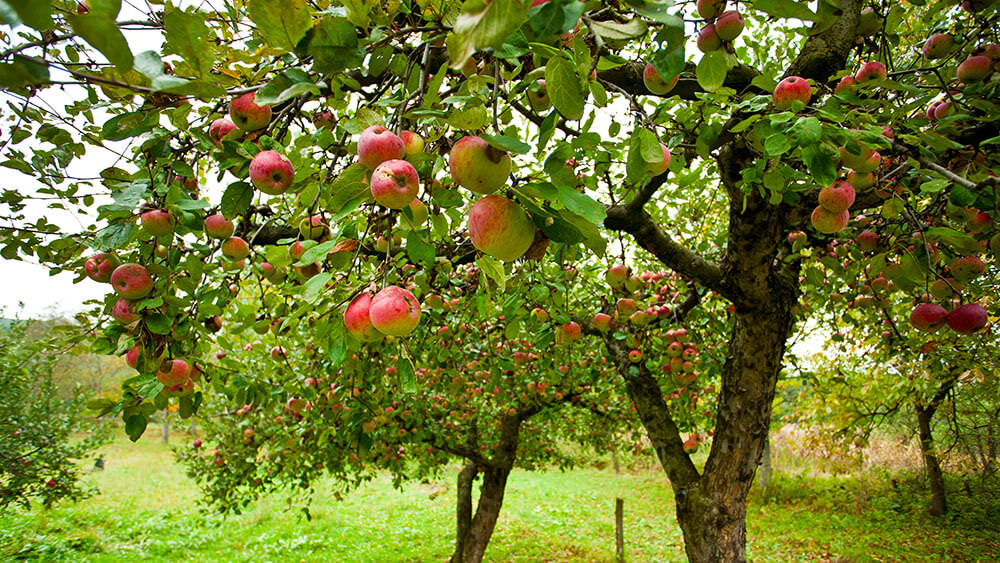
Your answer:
1;431;996;562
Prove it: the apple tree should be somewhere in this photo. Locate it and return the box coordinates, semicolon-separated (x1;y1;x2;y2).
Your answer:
1;0;999;561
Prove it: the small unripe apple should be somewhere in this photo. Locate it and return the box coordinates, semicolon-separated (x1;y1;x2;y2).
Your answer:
140;209;174;237
344;293;384;342
772;76;811;111
922;33;953;60
400;130;425;155
854;61;887;82
358;125;405;169
606;264;628;288
249;150;294;195
560;321;582;342
111;297;140;324
909;303;947;332
85;253;119;283
846;170;875;189
531;308;549;322
370;286;422;336
818;181;856;213
204;213;235;239
834;76;857;95
946;303;987;335
208;118;238;145
110;263;153;299
204;315;223;332
697;24;722;53
714;11;744;41
643;64;679;95
468;195;535;261
450;136;512;195
617;298;638;317
403;199;429;227
312;109;335;129
989;233;1000;256
370;159;420;209
810;206;849;234
156;359;191;386
221;237;250;261
271;346;286;360
229;92;271;131
628;349;643;363
125;344;141;368
855;231;879;251
839;144;876;171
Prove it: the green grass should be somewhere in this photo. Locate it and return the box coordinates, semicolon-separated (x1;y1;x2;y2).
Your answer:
1;433;997;562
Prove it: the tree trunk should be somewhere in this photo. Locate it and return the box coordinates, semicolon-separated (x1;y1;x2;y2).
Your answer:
450;463;477;563
915;404;948;515
451;466;511;563
189;418;197;435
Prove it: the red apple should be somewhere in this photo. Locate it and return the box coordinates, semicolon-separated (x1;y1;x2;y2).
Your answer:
344;293;384;342
909;303;948;332
358;125;405;169
468;195;536;261
946;303;988;335
606;264;628;288
125;344;141;368
111;297;140;324
856;231;879;251
204;213;235;239
560;321;582;342
818;181;856;213
208;118;238;145
834;76;857;95
85;253;119;283
629;349;643;363
526;79;551;111
400;130;425;155
846;170;875;189
922;33;953;60
697;0;726;21
950;256;985;282
957;55;992;83
715;11;744;41
772;76;811;110
299;215;329;240
697;24;722;53
370;159;420;209
156;359;191;386
644;142;671;177
643;64;679;95
249;150;294;195
110;263;153;299
370;286;421;337
140;209;174;237
592;313;614;332
810;206;850;234
229;92;271;131
854;61;887;82
449;136;512;195
221;237;250;261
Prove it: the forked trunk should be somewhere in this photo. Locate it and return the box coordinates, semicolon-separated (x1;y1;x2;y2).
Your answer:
450;466;511;563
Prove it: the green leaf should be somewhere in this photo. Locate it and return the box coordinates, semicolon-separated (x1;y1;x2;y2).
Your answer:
145;313;172;335
481;134;531;155
477;255;506;292
555;184;605;224
178;394;195;418
0;0;52;30
751;0;819;22
696;50;729;92
102;111;157;141
764;133;791;156
588;18;648;40
303;272;333;304
925;227;981;255
309;16;364;73
300;239;337;265
406;230;435;268
125;414;147;442
397;356;416;393
328;322;347;365
634;3;684;25
446;0;528;68
221;182;254;220
247;0;313;51
163;4;214;77
545;55;585;121
96;223;134;250
67;13;133;71
254;70;320;105
801;144;838;186
0;55;49;88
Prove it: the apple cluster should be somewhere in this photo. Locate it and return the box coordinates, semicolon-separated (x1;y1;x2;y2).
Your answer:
695;0;744;54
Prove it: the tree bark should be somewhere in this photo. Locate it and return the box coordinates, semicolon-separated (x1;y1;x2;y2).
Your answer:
915;404;948;515
757;436;772;494
161;415;169;444
450;463;477;563
452;466;510;563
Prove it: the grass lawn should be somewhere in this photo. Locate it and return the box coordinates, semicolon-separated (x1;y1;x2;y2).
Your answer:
1;432;997;562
